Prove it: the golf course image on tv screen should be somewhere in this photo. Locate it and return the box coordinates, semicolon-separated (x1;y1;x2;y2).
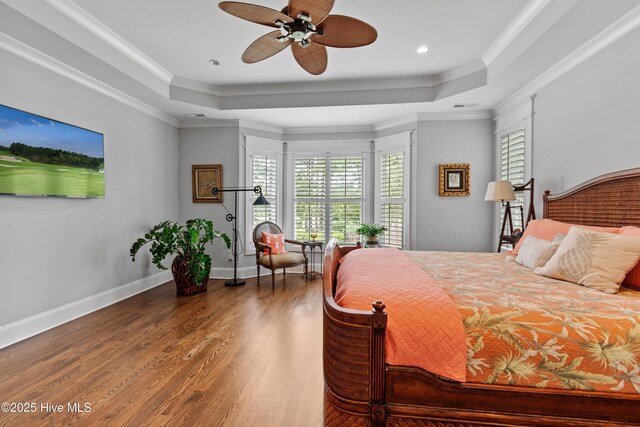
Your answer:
0;104;104;198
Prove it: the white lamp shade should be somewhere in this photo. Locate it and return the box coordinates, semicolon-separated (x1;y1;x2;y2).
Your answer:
484;181;516;202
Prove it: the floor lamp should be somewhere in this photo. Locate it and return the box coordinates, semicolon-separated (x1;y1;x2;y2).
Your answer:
212;185;270;287
484;181;516;253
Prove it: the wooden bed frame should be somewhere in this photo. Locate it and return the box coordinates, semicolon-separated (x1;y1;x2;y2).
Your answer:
323;168;640;426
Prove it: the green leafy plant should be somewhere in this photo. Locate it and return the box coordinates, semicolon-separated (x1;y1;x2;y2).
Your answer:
130;219;231;285
355;223;388;238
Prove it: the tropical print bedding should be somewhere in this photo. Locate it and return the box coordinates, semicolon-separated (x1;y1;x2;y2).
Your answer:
405;251;640;394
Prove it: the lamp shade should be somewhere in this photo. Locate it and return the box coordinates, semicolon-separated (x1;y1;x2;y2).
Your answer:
253;194;270;206
484;181;516;202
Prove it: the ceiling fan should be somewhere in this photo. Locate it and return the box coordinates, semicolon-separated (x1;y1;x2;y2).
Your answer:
218;0;378;75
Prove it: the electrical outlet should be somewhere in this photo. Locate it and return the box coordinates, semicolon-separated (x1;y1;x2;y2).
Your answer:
228;254;234;262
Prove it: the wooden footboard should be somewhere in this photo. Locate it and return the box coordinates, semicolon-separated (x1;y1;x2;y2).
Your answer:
323;240;387;426
322;239;640;426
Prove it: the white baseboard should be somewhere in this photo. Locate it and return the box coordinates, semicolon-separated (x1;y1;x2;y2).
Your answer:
0;271;172;350
0;262;320;349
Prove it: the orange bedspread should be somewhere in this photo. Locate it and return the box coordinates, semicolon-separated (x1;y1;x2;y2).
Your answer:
335;248;467;382
407;251;640;394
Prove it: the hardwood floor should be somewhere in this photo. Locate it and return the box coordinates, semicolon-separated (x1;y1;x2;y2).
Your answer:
0;273;323;427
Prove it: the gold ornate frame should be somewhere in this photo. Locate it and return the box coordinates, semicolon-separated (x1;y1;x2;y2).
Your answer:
192;164;223;203
439;163;470;196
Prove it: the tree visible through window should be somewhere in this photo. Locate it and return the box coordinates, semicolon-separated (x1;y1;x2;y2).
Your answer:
294;155;363;243
379;152;404;248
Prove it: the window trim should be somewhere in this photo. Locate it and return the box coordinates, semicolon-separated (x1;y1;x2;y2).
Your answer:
494;120;533;249
244;136;283;256
374;132;411;249
493;97;535;249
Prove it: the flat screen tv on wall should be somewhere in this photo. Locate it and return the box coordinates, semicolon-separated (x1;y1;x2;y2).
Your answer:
0;104;105;198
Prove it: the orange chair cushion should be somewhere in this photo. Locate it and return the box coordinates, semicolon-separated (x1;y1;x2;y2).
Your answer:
510;219;621;256
262;232;287;254
621;226;640;290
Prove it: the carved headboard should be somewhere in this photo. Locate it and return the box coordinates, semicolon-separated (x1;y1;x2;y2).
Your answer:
543;168;640;227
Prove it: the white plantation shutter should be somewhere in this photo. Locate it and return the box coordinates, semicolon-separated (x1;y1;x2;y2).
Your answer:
330;157;363;199
294;157;326;241
330;156;363;242
251;153;277;226
499;128;525;231
379;152;404;248
293;155;364;243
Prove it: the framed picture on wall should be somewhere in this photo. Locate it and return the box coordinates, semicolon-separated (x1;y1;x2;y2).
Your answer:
439;164;470;196
192;164;223;203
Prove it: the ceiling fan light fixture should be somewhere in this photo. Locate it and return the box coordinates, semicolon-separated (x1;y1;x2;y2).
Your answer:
219;0;378;75
417;45;429;54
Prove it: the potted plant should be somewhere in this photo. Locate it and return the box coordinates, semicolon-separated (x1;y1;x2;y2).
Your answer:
355;223;388;247
130;219;231;296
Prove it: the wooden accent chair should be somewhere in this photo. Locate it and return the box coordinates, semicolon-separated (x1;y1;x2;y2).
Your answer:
252;221;308;288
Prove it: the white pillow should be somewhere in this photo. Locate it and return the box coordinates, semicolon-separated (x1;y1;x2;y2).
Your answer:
534;227;640;293
515;234;564;269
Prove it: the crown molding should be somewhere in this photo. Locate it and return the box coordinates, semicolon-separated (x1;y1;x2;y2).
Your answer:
0;32;179;127
493;3;640;116
374;114;419;132
172;65;490;99
171;76;221;96
179;118;239;129
43;0;173;85
376;111;492;133
482;0;551;66
239;120;284;135
218;76;435;96
418;111;493;121
283;125;375;135
433;59;487;86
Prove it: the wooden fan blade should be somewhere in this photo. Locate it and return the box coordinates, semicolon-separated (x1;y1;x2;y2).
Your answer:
291;42;327;75
287;0;334;24
219;1;293;27
314;15;377;48
242;31;293;63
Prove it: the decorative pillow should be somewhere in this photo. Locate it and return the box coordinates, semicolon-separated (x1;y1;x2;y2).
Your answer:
515;234;564;270
534;227;640;294
621;226;640;290
262;232;287;254
510;219;621;256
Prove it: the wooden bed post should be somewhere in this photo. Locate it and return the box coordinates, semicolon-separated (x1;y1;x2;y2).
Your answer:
543;189;551;219
371;300;387;426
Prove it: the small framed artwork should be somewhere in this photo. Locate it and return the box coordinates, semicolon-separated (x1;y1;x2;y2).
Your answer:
439;164;470;196
192;164;223;203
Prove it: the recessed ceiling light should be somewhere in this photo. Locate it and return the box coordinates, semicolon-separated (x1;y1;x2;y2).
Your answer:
416;45;429;54
209;59;221;66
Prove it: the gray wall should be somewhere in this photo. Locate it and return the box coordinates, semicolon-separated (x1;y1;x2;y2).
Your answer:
177;121;495;261
178;126;241;271
0;50;179;326
416;120;494;252
533;27;640;214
